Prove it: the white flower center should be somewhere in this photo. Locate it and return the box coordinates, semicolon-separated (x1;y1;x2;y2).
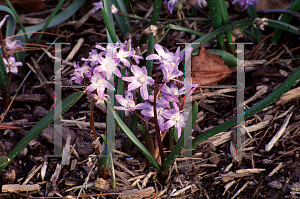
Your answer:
97;79;104;85
92;55;98;61
173;88;178;95
128;103;135;108
119;52;125;58
106;63;112;69
139;77;145;83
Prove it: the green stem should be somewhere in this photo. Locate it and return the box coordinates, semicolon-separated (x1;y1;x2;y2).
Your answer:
207;0;226;50
150;0;162;25
219;0;235;54
247;5;261;42
90;100;100;155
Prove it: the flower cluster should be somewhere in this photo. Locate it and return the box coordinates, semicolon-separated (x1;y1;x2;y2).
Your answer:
232;0;259;9
70;41;197;139
0;15;23;74
165;0;207;14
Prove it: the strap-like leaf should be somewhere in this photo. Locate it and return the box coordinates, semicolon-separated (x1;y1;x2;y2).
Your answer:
107;103;161;172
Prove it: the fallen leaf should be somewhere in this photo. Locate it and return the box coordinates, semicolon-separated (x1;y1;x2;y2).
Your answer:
1;0;46;12
192;46;234;85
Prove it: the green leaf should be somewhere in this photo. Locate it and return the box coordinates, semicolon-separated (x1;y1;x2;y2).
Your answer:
0;6;16;39
208;49;239;67
192;64;300;148
36;0;66;44
180;19;300;55
113;0;131;37
207;0;225;50
0;156;10;169
0;56;10;109
107;103;161;172
0;92;84;172
138;124;155;156
161;102;198;175
101;7;119;43
271;0;300;43
98;135;110;177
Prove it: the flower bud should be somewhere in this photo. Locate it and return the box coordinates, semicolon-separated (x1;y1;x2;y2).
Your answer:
111;4;118;14
253;17;268;31
231;28;244;42
175;2;183;11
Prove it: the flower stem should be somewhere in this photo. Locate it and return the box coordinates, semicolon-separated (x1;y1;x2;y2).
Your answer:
154;66;165;164
133;111;155;126
90;99;100;155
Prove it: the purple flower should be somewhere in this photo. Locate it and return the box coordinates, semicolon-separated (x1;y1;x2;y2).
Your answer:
5;37;23;51
70;63;91;84
161;67;183;83
0;15;9;29
149;91;170;109
95;43;121;80
232;0;259;9
92;1;103;13
91;93;108;105
86;71;114;99
81;50;99;67
161;84;185;103
146;44;180;72
141;105;166;132
115;91;150;112
115;42;133;68
197;0;207;8
165;0;178;14
4;57;22;74
122;65;154;100
162;102;188;139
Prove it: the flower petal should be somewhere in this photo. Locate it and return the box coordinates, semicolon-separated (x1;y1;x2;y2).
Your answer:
127;82;141;91
115;94;128;107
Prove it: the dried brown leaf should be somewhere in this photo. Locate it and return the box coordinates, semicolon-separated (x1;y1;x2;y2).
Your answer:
192;46;233;85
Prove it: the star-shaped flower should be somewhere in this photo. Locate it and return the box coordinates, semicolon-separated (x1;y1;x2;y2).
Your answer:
4;57;23;74
122;65;154;100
